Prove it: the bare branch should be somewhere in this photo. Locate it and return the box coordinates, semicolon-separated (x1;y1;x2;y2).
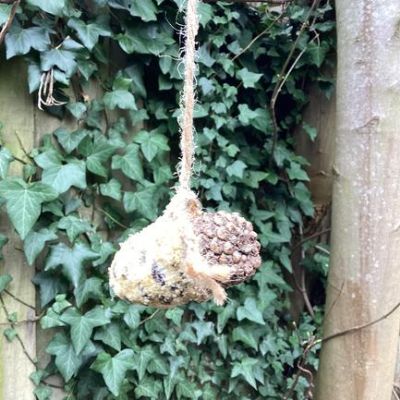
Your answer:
0;0;20;46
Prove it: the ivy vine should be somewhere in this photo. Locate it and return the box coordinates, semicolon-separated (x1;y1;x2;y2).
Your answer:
0;0;334;399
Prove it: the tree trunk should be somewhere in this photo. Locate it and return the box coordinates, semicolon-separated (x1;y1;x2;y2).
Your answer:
316;1;400;399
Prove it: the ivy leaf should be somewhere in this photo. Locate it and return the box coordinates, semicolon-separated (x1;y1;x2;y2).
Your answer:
307;41;329;67
27;0;66;16
0;234;8;260
302;122;318;141
45;243;99;288
60;307;111;354
134;130;170;162
123;305;141;330
5;26;50;59
226;160;247;179
232;326;258;350
91;349;135;396
129;1;157;22
86;138;118;177
287;162;309;181
36;156;87;194
0;274;12;293
41;308;67;329
165;308;184;326
66;103;87;119
0;179;58;239
55;129;88;154
46;332;81;381
112;144;143;181
231;358;259;389
0;147;13;178
123;187;157;220
24;228;58;266
100;178;122;201
236;298;265;325
74;277;104;307
135;345;154;380
94;322;122;351
236;68;263;88
33;385;52;400
33;272;68;307
57;216;93;242
104;90;137;110
192;321;214;345
67;19;111;50
41;49;77;76
135;377;162;398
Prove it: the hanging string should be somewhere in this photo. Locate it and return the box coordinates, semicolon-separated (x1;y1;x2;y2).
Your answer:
178;0;199;191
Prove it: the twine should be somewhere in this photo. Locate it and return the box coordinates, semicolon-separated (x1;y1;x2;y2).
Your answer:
178;0;199;191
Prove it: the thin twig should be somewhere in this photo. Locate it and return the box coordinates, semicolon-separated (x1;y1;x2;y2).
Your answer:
0;295;37;366
4;289;35;310
269;0;322;164
95;206;130;229
231;13;283;62
292;228;331;251
0;0;20;46
139;309;160;326
320;301;400;345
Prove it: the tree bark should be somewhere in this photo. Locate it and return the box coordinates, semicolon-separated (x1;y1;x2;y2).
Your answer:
316;1;400;399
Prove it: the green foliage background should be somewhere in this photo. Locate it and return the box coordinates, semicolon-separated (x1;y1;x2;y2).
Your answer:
0;0;334;399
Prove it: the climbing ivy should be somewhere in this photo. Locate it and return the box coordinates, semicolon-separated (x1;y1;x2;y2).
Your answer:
0;0;335;399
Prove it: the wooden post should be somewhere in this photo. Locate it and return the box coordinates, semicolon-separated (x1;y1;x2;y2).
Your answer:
0;59;36;399
316;1;400;398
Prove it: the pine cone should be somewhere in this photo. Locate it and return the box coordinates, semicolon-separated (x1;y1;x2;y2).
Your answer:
193;211;262;287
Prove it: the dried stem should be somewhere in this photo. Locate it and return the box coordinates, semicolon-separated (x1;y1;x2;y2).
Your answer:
0;0;20;46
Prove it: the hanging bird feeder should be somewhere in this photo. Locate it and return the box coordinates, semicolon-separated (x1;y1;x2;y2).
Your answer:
109;0;262;307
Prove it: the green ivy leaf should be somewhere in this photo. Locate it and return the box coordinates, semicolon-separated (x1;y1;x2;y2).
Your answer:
165;308;184;326
61;306;111;354
135;345;154;380
66;102;87;119
100;178;122;201
91;349;135;396
74;277;104;307
236;68;263;88
0;147;13;178
236;298;265;325
46;333;80;381
35;153;87;194
94;322;122;351
67;19;111;50
129;1;157;22
123;187;157;220
86;137;118;177
112;144;143;181
41;308;67;329
24;228;58;266
287;162;309;181
135;377;162;398
33;272;68;307
41;49;77;76
226;160;247;179
57;216;93;243
4;327;17;342
0;274;12;293
104;90;137;110
0;234;8;260
231;357;259;389
45;243;99;288
232;326;258;350
302;122;318;141
27;0;66;16
134;130;170;162
55;129;88;154
123;305;141;330
192;321;214;345
5;26;50;59
0;179;58;239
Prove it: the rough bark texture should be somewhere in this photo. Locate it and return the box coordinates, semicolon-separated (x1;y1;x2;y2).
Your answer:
316;2;400;399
